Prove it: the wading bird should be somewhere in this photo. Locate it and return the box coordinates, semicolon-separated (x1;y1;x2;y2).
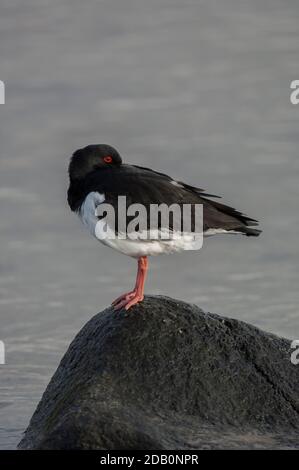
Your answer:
68;144;261;310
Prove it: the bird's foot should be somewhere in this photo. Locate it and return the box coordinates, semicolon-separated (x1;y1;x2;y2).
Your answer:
112;291;144;311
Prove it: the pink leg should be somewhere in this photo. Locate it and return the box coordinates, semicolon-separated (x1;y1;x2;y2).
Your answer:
112;257;148;311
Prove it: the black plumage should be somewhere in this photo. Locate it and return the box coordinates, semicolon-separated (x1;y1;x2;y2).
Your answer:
68;145;261;237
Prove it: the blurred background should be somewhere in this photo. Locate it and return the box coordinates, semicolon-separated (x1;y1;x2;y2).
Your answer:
1;0;299;449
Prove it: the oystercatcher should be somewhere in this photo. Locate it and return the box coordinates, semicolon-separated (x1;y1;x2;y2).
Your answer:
67;144;261;310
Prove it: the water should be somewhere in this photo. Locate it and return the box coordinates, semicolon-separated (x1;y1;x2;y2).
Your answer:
1;0;299;449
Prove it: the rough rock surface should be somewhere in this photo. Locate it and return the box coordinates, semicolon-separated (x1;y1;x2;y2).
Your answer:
18;296;299;449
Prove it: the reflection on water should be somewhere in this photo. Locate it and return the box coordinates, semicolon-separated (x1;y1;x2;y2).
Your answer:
1;0;299;449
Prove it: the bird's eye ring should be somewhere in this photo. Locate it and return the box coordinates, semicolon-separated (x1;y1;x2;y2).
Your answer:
103;156;113;163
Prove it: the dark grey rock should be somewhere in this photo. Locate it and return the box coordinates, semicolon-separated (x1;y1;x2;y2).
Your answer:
18;295;299;450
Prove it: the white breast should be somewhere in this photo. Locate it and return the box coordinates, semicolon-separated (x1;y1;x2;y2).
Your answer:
78;192;105;236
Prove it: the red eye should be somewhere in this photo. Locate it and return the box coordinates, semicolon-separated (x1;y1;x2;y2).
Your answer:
103;155;113;163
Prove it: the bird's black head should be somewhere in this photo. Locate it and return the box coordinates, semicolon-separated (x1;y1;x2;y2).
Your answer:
68;144;122;181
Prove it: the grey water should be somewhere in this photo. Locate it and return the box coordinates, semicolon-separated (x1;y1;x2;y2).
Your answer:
1;0;299;449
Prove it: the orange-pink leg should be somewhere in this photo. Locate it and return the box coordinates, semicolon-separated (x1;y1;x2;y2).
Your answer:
112;256;148;310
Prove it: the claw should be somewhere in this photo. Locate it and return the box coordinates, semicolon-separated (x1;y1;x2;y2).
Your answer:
111;256;148;311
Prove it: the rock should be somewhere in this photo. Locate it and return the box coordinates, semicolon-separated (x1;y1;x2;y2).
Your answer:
18;295;299;450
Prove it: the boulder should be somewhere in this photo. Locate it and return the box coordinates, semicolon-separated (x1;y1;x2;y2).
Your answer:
18;295;299;450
